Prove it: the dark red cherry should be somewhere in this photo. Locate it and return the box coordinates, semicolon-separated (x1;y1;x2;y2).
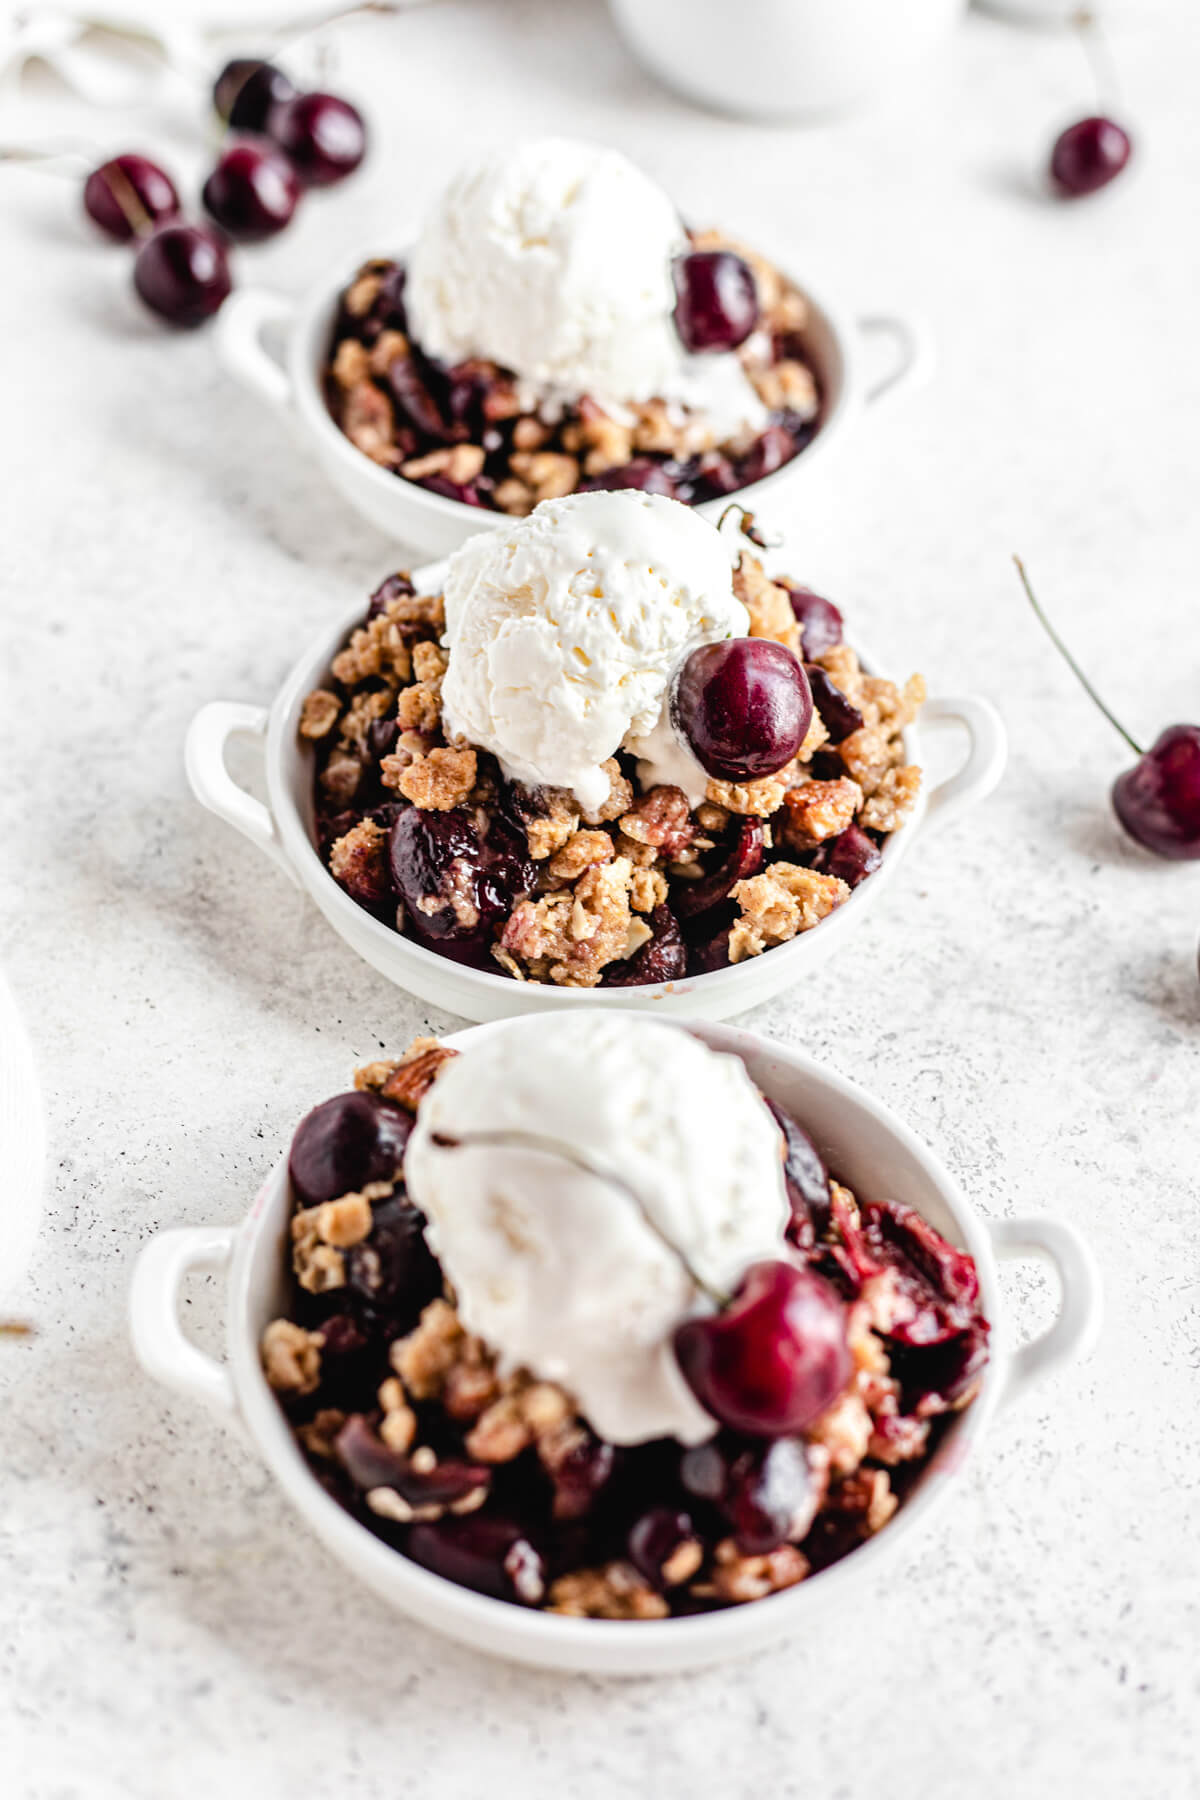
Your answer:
673;250;759;353
335;1416;490;1511
810;822;882;889
674;638;812;782
1112;726;1200;860
627;1507;696;1588
214;59;296;132
388;806;535;958
343;1192;442;1331
601;904;687;986
268;91;367;188
725;1437;820;1555
406;1517;546;1605
783;584;844;660
288;1089;412;1207
765;1099;831;1248
804;664;863;742
1016;558;1200;860
202;136;300;242
132;224;232;327
1050;116;1132;198
671;816;763;921
83;154;178;242
674;1260;850;1438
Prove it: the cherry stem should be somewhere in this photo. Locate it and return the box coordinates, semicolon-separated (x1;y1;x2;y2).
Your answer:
1013;555;1142;756
430;1129;729;1306
1073;7;1122;113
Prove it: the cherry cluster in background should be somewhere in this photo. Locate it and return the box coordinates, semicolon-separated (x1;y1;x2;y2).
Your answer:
82;57;367;328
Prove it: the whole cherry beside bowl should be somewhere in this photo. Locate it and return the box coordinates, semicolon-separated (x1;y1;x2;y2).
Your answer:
83;154;179;243
202;137;301;243
213;58;297;133
267;91;367;188
1015;558;1200;859
133;222;233;328
1049;115;1132;198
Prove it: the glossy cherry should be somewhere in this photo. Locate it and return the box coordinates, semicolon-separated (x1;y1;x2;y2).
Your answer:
268;91;367;187
132;224;232;327
1112;727;1200;860
810;822;882;889
214;58;296;132
674;1260;850;1437
83;154;178;242
673;250;759;353
1050;116;1132;198
202;136;300;242
288;1089;412;1207
784;583;844;660
1015;557;1200;859
674;638;812;782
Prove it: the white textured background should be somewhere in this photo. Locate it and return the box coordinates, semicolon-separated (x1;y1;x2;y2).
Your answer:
2;3;1198;1796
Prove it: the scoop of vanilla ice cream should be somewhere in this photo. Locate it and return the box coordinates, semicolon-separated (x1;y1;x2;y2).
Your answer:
439;490;748;811
404;1015;790;1446
405;136;766;438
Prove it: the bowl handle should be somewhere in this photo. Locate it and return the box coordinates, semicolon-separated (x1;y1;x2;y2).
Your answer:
216;288;296;414
129;1226;240;1420
185;701;299;887
918;694;1008;838
988;1216;1103;1411
857;313;936;408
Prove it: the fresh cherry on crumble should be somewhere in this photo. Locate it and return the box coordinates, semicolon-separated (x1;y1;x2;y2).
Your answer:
1015;557;1200;859
673;250;759;353
1050;116;1132;198
674;638;812;782
132;223;232;327
674;1260;850;1437
83;154;178;242
288;1089;412;1207
213;58;297;132
202;136;301;242
268;91;367;187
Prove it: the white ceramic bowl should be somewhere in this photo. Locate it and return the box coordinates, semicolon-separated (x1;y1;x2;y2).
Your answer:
185;556;1006;1023
609;0;967;121
216;243;934;560
129;1014;1101;1675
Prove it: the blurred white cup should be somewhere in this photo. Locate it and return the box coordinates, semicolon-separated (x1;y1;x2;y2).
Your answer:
608;0;968;120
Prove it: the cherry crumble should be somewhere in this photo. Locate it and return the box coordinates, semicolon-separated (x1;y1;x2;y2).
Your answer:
322;231;824;513
260;1039;990;1617
301;553;924;986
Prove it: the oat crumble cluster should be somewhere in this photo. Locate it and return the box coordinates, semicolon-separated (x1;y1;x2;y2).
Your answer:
303;552;923;986
260;1040;989;1618
322;232;823;513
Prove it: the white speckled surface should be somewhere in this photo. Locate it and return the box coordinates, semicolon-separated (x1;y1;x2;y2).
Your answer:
2;3;1199;1794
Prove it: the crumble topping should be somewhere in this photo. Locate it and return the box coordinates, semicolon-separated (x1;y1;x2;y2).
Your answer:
696;1540;809;1605
861;765;922;833
547;1563;670;1621
734;555;801;656
779;778;864;849
355;1038;458;1111
499;855;635;987
729;864;850;961
394;746;478;811
261;1318;324;1394
299;689;341;740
